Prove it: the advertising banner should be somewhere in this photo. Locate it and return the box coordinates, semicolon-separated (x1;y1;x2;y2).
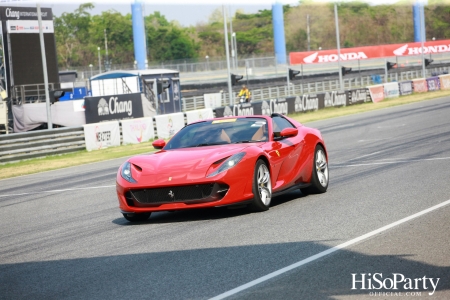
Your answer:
384;82;400;98
347;89;370;105
439;74;450;90
426;76;441;91
204;93;223;109
185;108;214;124
290;39;450;64
399;81;413;96
368;85;385;103
154;112;185;139
121;117;154;145
60;87;88;101
292;94;319;113
83;121;120;151
84;93;144;124
317;91;347;109
412;79;428;92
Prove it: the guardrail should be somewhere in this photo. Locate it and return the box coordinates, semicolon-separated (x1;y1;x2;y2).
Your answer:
181;68;441;111
0;126;86;164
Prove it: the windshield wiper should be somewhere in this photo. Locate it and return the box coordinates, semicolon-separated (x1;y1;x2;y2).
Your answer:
234;140;264;144
195;142;228;147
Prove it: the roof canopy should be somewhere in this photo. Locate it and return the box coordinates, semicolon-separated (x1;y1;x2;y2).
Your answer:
90;69;179;81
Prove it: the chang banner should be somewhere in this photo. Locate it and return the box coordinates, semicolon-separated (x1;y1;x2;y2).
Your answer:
347;89;370;105
83;121;120;151
84;93;144;124
293;94;319;113
154;112;184;139
317;91;347;109
121;118;154;145
185;108;214;124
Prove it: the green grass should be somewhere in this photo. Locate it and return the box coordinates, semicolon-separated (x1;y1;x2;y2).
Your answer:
1;89;450;180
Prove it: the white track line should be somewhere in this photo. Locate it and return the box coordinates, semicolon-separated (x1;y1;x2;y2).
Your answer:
0;185;115;198
332;156;450;168
210;199;450;300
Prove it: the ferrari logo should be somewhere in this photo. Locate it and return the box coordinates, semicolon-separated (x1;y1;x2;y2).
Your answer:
275;150;280;157
168;177;172;181
168;190;174;198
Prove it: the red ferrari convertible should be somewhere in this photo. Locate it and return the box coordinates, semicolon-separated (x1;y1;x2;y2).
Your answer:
116;113;328;222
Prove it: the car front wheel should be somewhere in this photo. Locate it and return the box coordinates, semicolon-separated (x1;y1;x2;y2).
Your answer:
248;159;272;212
301;145;329;195
122;212;151;222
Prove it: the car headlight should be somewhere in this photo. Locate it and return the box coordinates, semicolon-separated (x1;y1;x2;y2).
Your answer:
207;152;246;178
121;161;137;183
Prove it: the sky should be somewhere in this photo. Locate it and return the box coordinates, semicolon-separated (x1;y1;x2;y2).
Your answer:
0;0;404;27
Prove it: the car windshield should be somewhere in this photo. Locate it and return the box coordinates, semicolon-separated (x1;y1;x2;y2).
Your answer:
164;117;269;150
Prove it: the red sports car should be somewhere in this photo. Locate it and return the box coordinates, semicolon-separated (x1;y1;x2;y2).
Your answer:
116;113;328;222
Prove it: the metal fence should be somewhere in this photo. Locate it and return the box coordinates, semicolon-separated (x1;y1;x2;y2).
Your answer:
0;126;86;164
181;67;446;111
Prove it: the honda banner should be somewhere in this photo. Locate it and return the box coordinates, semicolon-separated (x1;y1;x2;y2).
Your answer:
121;117;154;145
399;81;413;96
84;93;144;124
368;85;385;103
426;77;441;91
83;121;120;151
412;79;428;93
439;74;450;90
290;39;450;65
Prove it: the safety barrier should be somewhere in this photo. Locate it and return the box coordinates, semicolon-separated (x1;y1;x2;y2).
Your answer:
0;126;86;164
0;109;215;163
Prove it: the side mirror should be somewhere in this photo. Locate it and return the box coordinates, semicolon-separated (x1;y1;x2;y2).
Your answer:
152;139;166;149
279;128;298;138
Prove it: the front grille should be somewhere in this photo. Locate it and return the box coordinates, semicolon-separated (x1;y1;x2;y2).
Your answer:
130;184;215;204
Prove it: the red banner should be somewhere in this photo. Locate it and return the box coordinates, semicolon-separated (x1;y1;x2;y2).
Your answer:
368;85;385;103
290;40;450;65
412;79;428;93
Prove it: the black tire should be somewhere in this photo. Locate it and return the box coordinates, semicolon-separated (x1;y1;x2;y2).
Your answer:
122;212;151;222
300;145;329;195
248;159;272;212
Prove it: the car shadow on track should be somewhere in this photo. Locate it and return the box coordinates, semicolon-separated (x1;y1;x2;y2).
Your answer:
112;190;308;225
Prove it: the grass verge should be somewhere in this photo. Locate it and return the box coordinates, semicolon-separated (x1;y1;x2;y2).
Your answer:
1;89;450;180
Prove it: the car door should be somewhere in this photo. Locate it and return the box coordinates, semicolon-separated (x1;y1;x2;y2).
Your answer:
263;115;305;191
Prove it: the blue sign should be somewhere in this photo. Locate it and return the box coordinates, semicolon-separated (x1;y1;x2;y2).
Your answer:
60;87;90;101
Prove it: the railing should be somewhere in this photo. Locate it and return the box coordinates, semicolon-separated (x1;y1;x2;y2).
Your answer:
0;126;86;164
181;67;447;111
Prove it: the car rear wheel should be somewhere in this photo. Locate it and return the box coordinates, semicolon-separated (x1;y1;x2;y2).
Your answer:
300;145;329;195
248;159;272;212
122;212;151;222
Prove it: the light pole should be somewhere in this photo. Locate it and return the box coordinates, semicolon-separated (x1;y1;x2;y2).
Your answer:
104;29;109;71
89;64;93;78
233;32;238;68
334;3;343;90
97;47;101;73
223;6;233;106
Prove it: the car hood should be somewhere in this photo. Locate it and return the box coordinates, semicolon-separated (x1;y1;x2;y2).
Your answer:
128;144;251;184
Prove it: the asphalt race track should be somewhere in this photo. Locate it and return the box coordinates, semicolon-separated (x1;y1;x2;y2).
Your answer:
1;97;449;299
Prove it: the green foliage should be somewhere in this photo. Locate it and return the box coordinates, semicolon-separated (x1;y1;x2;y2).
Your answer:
53;2;450;68
145;12;199;61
